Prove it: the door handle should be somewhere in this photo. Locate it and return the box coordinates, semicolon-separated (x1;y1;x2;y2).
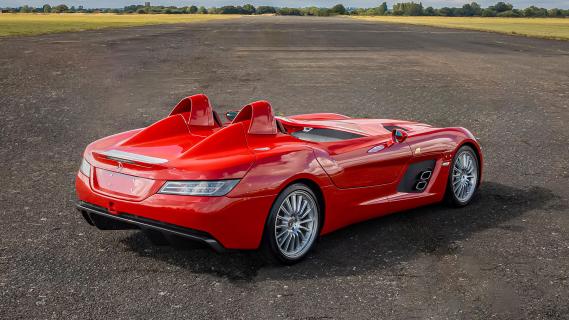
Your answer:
367;144;385;153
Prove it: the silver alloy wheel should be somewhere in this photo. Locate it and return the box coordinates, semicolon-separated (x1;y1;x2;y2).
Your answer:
452;150;478;202
274;190;318;259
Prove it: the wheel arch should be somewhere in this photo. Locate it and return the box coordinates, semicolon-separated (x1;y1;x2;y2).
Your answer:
263;176;326;243
286;178;326;228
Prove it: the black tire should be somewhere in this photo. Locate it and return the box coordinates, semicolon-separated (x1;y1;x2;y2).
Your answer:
261;183;321;265
142;229;170;246
445;145;480;207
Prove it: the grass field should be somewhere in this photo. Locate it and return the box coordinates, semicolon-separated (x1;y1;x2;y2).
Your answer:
0;13;238;37
353;16;569;40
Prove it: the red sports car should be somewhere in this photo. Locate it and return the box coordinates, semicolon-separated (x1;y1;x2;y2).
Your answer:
76;94;482;264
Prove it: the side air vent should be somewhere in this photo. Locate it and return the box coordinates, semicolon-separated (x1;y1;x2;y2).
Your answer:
397;160;436;193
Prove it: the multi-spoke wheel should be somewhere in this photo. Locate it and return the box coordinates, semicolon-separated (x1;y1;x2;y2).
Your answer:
446;145;479;207
262;183;321;264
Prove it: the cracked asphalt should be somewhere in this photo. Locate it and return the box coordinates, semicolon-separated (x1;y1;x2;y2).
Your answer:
1;16;568;319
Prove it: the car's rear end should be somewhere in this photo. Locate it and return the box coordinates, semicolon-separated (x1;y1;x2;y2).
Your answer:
75;104;273;250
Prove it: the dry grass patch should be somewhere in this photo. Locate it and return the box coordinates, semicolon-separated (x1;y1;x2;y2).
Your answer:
0;13;239;37
353;16;569;40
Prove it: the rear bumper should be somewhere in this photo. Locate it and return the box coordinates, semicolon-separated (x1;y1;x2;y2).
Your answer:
77;201;226;252
75;172;275;250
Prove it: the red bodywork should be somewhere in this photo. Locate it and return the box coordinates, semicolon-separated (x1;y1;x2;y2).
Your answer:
76;94;483;250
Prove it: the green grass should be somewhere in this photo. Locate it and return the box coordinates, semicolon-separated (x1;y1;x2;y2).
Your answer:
0;13;239;37
353;16;569;40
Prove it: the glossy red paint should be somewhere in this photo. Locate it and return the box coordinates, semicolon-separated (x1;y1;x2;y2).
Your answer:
169;93;218;128
76;94;483;250
233;101;277;135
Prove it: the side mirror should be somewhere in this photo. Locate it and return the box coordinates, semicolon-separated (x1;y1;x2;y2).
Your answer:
392;129;408;143
225;111;238;122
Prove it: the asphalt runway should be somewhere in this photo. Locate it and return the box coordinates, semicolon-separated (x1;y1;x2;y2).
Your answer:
1;16;568;319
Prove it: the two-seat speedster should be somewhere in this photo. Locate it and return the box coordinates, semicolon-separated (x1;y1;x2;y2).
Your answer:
76;94;482;264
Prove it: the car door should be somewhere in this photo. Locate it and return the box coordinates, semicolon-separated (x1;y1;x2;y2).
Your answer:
323;133;413;189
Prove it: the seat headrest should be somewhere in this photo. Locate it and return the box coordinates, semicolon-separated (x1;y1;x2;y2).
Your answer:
169;94;216;127
232;100;277;135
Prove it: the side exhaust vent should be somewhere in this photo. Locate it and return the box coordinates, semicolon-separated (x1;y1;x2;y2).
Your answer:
397;160;436;193
414;170;432;191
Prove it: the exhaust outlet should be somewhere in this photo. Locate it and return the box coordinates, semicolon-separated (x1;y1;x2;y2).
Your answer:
414;170;432;191
420;170;432;180
415;181;427;191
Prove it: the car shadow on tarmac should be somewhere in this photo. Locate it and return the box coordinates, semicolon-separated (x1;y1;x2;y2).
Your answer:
120;182;560;282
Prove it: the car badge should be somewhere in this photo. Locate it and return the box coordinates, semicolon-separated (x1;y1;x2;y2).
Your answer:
116;162;124;172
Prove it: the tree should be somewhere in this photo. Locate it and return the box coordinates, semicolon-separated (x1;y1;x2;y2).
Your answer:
319;8;332;16
53;4;69;13
303;6;319;16
311;8;330;16
187;5;198;13
460;3;471;16
242;4;256;14
548;8;562;17
437;7;453;16
197;6;207;14
42;4;51;13
217;6;239;14
481;8;496;16
461;2;481;16
523;6;547;17
378;2;388;15
277;7;302;15
492;2;513;13
19;5;33;12
470;2;482;15
424;6;435;15
331;4;346;15
392;2;423;16
366;7;379;15
256;6;276;14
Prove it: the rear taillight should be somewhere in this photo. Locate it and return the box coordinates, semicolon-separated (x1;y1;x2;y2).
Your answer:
79;158;91;177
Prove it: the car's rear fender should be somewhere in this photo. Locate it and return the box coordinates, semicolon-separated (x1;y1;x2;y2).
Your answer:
229;144;333;198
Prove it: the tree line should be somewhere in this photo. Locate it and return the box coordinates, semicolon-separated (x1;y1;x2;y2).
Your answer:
385;2;569;17
3;2;569;18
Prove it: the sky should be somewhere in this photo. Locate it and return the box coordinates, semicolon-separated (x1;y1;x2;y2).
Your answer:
3;0;569;9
